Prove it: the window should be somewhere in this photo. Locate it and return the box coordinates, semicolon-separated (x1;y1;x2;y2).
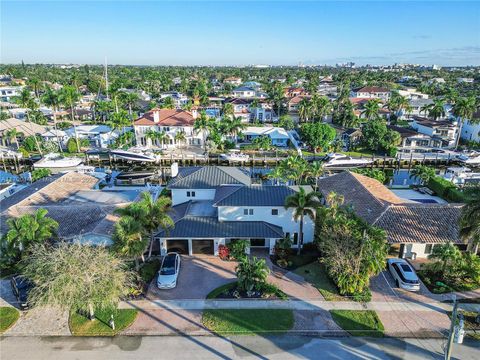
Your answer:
285;232;290;239
271;209;278;215
243;209;254;215
425;244;433;254
191;191;195;197
249;209;253;215
293;233;298;245
187;191;191;197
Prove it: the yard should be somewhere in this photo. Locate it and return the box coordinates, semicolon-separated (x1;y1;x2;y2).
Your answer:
0;307;20;334
292;262;346;301
330;310;384;337
202;309;294;335
69;309;138;336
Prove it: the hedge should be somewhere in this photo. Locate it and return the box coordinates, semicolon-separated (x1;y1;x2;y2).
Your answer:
427;176;466;203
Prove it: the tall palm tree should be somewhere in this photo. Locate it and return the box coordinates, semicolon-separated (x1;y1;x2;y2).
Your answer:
112;216;148;271
119;91;140;120
298;98;312;122
59;85;81;150
41;87;63;152
363;99;382;120
284;187;322;255
409;165;436;185
421;98;445;120
222;103;234;117
138;192;174;258
13;88;43;155
452;96;478;149
174;130;187;154
194;111;211;152
306;161;324;191
145;129;166;148
223;115;246;143
460;186;480;253
312;95;332;122
4;128;21;149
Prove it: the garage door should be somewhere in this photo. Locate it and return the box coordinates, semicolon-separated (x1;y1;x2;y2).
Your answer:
167;240;189;255
192;239;214;255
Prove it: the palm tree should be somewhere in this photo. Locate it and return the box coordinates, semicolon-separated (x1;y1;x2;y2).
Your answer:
409;165;436;185
298;98;312;122
13;88;43;155
428;242;461;274
112;216;148;271
138;192;174;258
363;99;382;120
145;129;166;148
452;96;478;149
119;92;140;120
421;98;445;120
223;115;246;143
174;130;187;150
313;95;332;122
235;257;269;293
59;85;81;151
194;111;211;152
4;128;21;149
284;187;322;255
306;161;324;191
42;87;63;152
6;208;58;252
460;186;480;253
222;103;234;117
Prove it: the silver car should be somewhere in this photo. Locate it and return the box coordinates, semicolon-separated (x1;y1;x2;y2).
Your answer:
387;258;420;292
157;253;181;289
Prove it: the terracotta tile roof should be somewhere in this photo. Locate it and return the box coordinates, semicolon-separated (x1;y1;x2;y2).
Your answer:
288;95;311;105
134;109;195;127
318;171;463;245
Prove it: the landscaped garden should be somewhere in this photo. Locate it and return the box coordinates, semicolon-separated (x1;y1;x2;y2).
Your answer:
448;311;480;340
330;310;384;337
0;307;20;334
202;309;294;335
69;308;138;336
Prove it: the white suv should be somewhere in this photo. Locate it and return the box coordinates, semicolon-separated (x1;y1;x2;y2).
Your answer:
387;258;420;292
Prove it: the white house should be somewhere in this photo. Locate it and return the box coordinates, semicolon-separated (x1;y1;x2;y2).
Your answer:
410;116;459;148
159;92;189;107
242;126;290;147
65;125;125;148
397;98;433;119
224;77;242;86
155;166;315;256
133;108;204;148
461;110;480;142
351;86;390;100
0;86;23;102
232;86;257;98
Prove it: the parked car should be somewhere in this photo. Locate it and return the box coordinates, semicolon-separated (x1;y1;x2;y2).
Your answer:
10;275;33;310
157;253;181;289
387;258;420;292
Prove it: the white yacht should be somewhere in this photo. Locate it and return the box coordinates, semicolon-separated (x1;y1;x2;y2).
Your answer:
457;151;480;166
33;153;83;172
110;149;159;163
220;151;250;163
323;153;373;168
443;167;480;186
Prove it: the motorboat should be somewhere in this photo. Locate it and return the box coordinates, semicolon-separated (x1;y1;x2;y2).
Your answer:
110;149;159;163
33;153;83;172
323;153;373;168
75;165;108;180
114;171;158;186
443;167;480;186
456;151;480;166
220;151;250;162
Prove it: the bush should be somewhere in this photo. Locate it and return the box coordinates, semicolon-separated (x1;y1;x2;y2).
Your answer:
138;259;161;283
30;168;51;182
427;176;466;202
218;245;230;261
228;240;249;260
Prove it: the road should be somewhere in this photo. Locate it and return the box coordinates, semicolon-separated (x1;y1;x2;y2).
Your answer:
1;335;479;360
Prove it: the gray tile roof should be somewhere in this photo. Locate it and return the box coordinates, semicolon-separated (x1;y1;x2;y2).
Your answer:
168;166;251;189
155;216;284;239
214;185;296;207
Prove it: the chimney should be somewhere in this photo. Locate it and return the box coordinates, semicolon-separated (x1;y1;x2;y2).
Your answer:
153;109;160;123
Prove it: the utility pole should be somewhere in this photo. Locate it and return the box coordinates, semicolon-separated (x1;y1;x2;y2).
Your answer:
444;295;458;360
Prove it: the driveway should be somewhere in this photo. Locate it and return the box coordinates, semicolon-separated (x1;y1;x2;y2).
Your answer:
146;256;237;300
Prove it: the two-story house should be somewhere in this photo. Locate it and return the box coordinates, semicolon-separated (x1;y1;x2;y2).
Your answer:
410;116;459;148
133;108;205;148
232;86;257;99
351;86;390;101
154;166;315;256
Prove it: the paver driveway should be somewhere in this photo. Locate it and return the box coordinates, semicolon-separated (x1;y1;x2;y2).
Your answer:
146;256;237;300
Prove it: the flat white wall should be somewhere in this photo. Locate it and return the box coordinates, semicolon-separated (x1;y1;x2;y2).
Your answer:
402;243;432;259
171;188;216;205
217;206;315;243
462;120;480;142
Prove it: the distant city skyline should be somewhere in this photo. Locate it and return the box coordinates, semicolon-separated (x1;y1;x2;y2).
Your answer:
2;1;479;66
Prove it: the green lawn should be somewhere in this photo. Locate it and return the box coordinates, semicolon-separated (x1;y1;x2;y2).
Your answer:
0;307;20;334
69;308;137;336
287;253;319;269
293;262;345;301
330;310;384;337
202;309;294;335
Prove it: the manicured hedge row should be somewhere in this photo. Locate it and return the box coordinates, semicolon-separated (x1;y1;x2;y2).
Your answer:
427;176;466;202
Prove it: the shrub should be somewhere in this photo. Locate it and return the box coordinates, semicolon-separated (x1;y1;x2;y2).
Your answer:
218;245;230;261
236;257;269;293
139;259;161;283
30;168;51;182
228;240;249;260
274;237;292;261
427;176;466;202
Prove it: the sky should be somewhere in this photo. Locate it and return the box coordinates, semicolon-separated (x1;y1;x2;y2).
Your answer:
1;1;479;66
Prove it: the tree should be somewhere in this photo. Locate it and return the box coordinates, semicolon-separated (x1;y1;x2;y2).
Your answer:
277;115;295;130
268;81;285;117
284;187;322;255
361;118;400;156
300;122;336;153
112;216;148;271
312;95;332;121
145;129;166;148
174;130;187;150
194;111;211;152
452;96;478;149
161;96;175;109
22;242;132;320
428;242;462;274
421;98;445;120
235;257;269;294
316;194;388;297
59;85;81;150
362;99;382;120
4;128;21;149
222;103;234;117
353;168;386;184
12;88;43;155
306;161;324;191
409;165;436;185
252;135;272;151
118;91;139;119
42;87;63;152
298;98;312;122
460;186;480;253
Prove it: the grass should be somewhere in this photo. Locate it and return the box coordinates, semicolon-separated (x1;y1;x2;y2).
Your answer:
330;310;384;337
202;309;294;335
293;262;345;301
206;282;237;299
288;253;319;269
0;307;20;334
138;259;161;283
448;311;480;340
69;308;137;336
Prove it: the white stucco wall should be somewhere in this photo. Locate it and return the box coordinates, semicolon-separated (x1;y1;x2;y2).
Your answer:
401;243;433;259
462;120;480;142
171;188;217;205
217;206;315;243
